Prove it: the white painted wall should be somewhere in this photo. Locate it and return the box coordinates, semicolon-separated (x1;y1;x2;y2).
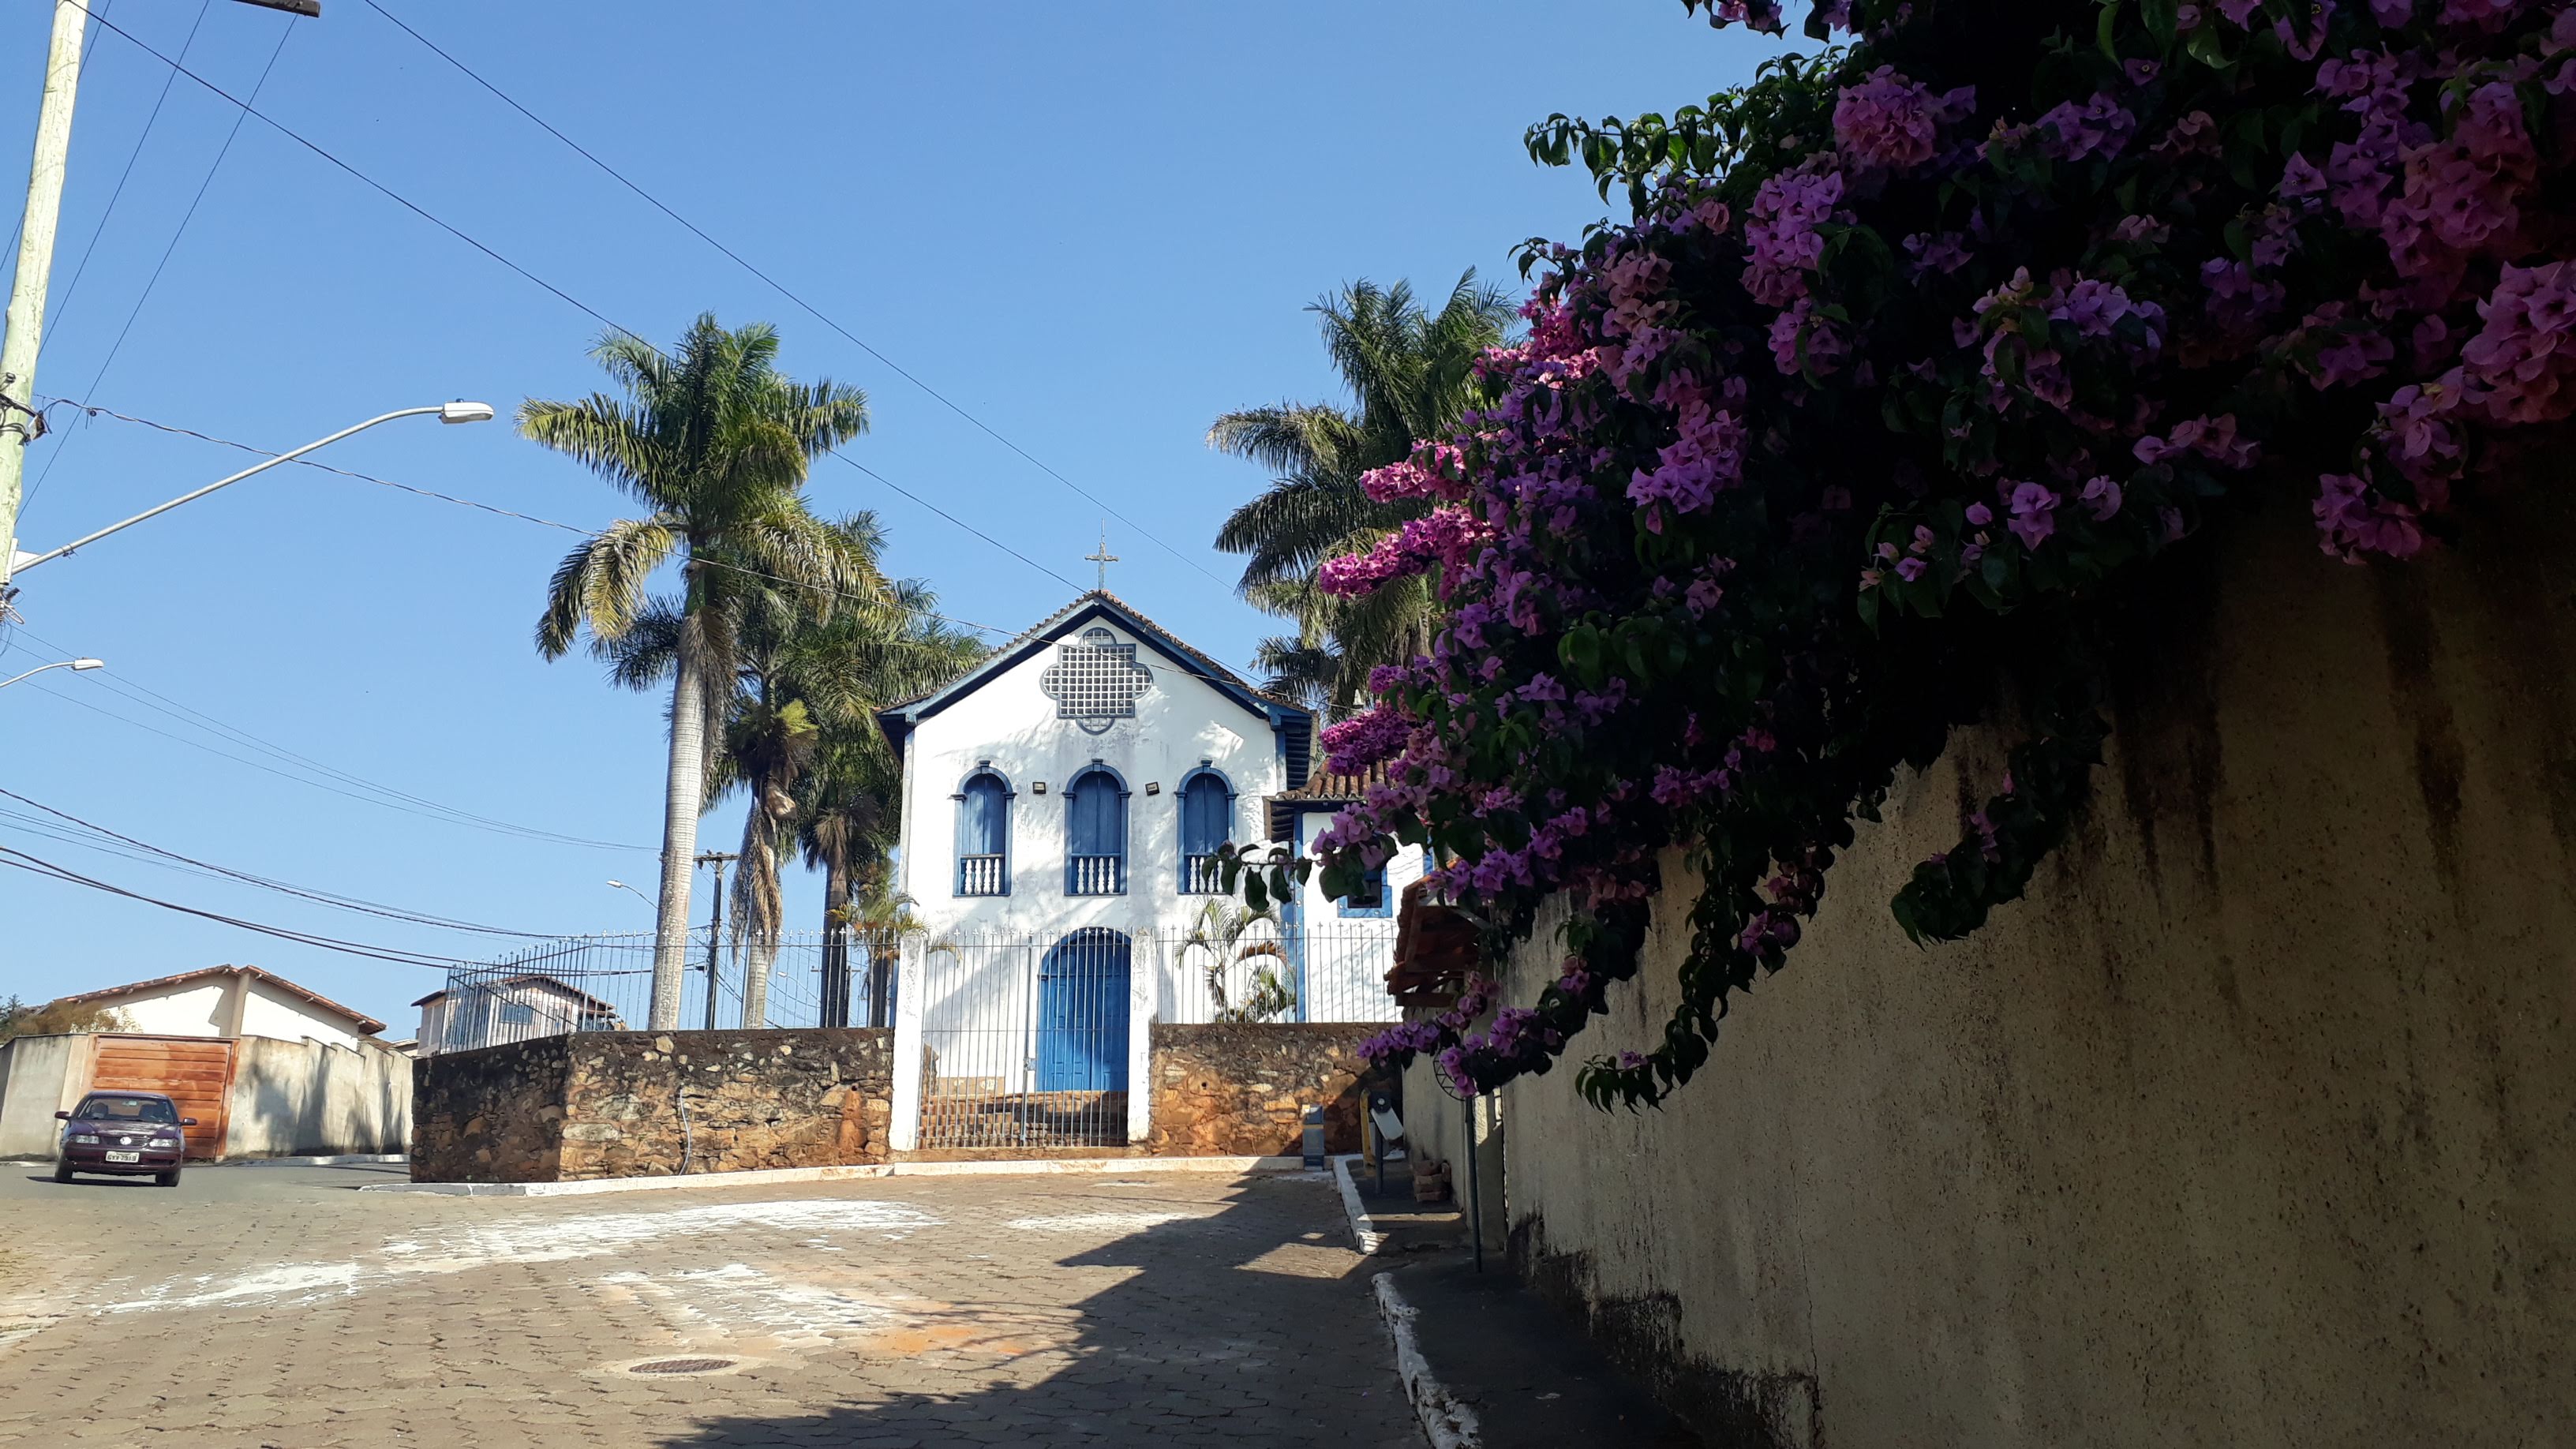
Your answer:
417;979;609;1055
107;979;233;1038
897;616;1289;946
237;977;367;1050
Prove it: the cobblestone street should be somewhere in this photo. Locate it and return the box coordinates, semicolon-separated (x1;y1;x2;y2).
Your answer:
0;1164;1421;1447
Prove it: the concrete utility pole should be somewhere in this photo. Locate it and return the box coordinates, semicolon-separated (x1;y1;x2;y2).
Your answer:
0;0;320;597
695;851;737;1032
0;1;88;596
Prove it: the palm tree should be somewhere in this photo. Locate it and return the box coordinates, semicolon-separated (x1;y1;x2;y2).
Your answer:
522;314;871;1029
601;521;979;1029
794;569;984;1025
1209;273;1516;713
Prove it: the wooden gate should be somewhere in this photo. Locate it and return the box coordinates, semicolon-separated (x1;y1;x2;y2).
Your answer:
85;1035;234;1159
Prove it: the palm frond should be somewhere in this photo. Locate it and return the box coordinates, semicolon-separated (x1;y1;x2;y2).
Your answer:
534;515;679;657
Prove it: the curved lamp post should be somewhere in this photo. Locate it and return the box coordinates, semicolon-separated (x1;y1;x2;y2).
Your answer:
7;401;495;578
0;655;99;688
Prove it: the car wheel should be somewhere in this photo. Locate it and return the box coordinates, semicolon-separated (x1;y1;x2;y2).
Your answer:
155;1170;180;1188
52;1159;72;1183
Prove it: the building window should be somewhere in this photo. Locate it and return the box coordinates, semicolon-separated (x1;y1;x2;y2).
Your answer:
955;769;1012;897
1039;627;1153;735
1178;768;1233;893
497;1002;537;1027
1339;859;1392;918
1065;765;1128;896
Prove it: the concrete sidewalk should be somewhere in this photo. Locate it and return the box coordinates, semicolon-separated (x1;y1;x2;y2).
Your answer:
1383;1255;1702;1449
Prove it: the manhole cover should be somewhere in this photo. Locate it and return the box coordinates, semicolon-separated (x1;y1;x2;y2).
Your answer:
627;1357;736;1376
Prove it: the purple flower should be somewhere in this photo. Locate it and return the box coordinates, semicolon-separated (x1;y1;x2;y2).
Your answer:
2079;475;2123;522
2006;482;2059;549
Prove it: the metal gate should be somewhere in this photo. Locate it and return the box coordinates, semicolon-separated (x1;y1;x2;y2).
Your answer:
85;1035;234;1160
916;930;1130;1149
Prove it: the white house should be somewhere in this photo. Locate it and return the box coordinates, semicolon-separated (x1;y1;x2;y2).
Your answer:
875;590;1416;1150
412;974;624;1056
49;964;387;1050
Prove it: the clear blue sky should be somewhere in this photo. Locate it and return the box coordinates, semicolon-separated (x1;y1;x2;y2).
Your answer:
0;1;1791;1031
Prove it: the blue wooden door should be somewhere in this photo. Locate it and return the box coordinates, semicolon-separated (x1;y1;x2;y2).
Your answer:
1037;929;1130;1091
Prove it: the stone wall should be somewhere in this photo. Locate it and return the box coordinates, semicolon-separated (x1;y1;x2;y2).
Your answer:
410;1033;571;1181
410;1028;893;1182
1147;1022;1382;1156
1489;499;2576;1447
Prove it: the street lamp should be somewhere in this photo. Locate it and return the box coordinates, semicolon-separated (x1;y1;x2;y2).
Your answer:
0;655;99;689
605;879;653;909
6;402;496;578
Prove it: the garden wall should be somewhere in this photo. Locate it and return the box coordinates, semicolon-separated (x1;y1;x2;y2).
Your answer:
1492;497;2576;1447
410;1028;893;1182
1146;1022;1380;1156
223;1035;410;1159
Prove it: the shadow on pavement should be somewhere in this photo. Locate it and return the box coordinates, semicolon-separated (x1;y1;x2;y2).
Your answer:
646;1175;1425;1449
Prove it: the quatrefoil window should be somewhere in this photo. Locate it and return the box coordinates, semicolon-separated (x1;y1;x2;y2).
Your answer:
1040;627;1152;735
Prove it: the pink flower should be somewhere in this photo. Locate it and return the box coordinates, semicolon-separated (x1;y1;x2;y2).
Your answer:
1833;67;1975;173
1743;163;1844;306
2462;261;2576;424
1767;298;1847;377
1320;705;1412;776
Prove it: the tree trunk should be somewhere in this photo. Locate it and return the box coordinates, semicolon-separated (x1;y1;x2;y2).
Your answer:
739;930;777;1028
820;859;852;1028
648;627;706;1030
867;942;896;1028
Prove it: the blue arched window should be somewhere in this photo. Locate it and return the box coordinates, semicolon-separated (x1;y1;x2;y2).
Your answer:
1065;765;1128;896
1178;766;1234;893
954;768;1012;897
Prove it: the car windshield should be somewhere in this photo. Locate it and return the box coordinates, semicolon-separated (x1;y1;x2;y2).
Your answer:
76;1096;178;1125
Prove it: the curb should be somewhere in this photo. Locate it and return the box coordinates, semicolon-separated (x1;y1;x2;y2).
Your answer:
361;1154;1305;1196
241;1153;409;1167
1373;1271;1482;1449
1333;1153;1388;1253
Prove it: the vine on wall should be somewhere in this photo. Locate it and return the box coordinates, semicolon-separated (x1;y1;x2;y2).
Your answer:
1223;0;2576;1107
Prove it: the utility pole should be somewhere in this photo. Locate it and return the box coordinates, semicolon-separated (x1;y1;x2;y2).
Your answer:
0;0;320;597
695;850;737;1032
0;2;88;596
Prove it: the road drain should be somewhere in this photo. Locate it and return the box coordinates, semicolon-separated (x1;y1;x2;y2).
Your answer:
628;1357;736;1376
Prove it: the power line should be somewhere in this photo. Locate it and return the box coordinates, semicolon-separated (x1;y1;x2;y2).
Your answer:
64;1;1094;596
24;8;292;510
9;641;653;852
13;664;654;855
41;0;212;354
36;396;1049;647
357;0;1234;593
0;785;567;937
0;844;475;969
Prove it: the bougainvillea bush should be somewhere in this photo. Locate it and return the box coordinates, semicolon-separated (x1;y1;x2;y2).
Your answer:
1226;0;2576;1108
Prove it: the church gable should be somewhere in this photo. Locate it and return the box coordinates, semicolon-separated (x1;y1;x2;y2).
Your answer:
878;591;1301;749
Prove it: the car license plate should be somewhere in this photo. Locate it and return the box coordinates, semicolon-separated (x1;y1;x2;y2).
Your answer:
103;1151;140;1163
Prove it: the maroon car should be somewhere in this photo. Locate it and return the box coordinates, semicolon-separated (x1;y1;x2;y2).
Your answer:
53;1091;193;1187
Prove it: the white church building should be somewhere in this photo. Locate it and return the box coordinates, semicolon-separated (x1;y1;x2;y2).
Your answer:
875;590;1418;1150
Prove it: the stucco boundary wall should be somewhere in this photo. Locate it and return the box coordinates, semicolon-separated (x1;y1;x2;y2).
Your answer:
0;1034;85;1159
1145;1022;1383;1157
1487;500;2576;1447
223;1035;410;1158
410;1028;895;1184
0;1032;412;1160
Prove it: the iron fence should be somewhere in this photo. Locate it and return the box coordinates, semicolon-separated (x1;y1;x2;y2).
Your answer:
421;928;897;1054
429;920;1401;1057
